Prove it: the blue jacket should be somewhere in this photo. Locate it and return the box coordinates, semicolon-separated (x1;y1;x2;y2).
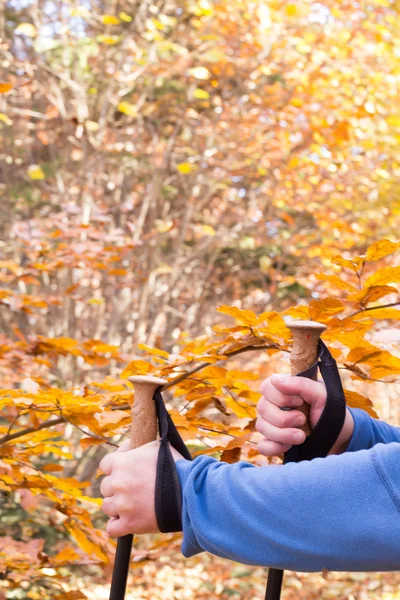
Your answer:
175;408;400;571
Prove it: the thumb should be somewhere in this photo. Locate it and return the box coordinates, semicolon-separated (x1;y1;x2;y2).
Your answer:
270;374;326;408
116;438;131;452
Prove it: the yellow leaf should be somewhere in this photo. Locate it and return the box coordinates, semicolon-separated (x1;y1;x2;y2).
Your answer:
177;162;195;174
137;343;170;358
120;359;152;379
217;305;258;326
365;239;399;262
101;14;120;25
15;23;37;37
201;224;216;235
154;264;173;275
344;390;378;418
309;298;344;320
95;410;129;427
347;285;398;305
188;66;210;80
286;4;297;16
362;308;400;320
259;255;272;274
193;88;210;99
67;524;108;562
119;12;132;22
52;547;81;565
290;98;303;108
332;255;363;272
225;397;256;419
0;112;13;125
364;266;400;288
155;219;174;233
0;84;12;94
97;35;120;45
27;164;45;180
315;273;358;293
117;101;138;117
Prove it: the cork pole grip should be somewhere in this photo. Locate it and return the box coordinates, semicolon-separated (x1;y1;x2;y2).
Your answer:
286;320;327;437
127;376;167;449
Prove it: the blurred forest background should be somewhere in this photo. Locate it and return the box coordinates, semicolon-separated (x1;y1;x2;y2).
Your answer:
1;0;400;598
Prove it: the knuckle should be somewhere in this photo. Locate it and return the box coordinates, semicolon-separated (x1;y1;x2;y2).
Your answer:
256;396;267;415
260;378;272;397
255;416;264;433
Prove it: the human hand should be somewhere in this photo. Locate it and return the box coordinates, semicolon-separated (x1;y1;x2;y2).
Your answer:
100;440;184;537
256;375;354;457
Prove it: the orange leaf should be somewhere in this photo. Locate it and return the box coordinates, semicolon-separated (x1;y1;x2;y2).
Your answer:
217;305;258;326
332;255;364;272
365;239;399;262
309;297;344;320
315;273;358;293
344;390;378;418
365;266;400;288
0;82;12;93
347;285;398;305
42;463;65;472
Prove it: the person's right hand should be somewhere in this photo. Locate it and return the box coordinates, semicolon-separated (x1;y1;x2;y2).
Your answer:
256;374;354;457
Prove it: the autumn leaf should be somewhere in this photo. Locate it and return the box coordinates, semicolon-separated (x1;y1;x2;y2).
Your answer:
364;266;400;288
217;305;258;326
27;165;45;180
101;14;121;25
332;255;364;272
365;239;399;262
177;162;195;174
15;23;37;37
347;285;398;305
97;35;120;44
66;523;108;562
0;84;12;95
117;101;138;117
119;12;132;22
193;88;210;99
309;297;344;320
344;390;378;418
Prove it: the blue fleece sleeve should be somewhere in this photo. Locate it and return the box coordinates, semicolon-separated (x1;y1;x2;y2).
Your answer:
347;408;400;451
176;442;400;571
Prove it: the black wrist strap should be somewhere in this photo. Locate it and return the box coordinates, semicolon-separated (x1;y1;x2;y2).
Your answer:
284;340;347;464
153;389;192;533
153;340;347;532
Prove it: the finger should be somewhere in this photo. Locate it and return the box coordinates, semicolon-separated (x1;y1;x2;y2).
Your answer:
116;439;131;453
258;380;305;410
256;417;305;446
102;497;119;518
258;401;307;429
266;375;326;408
257;439;292;457
99;453;114;475
106;516;131;538
100;475;113;498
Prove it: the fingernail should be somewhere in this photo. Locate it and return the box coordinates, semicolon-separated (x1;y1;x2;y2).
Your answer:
293;431;305;443
294;415;306;426
271;374;289;384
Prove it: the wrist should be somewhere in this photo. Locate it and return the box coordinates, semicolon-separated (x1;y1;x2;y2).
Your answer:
329;408;354;455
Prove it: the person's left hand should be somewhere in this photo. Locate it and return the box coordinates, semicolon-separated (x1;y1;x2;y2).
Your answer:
100;439;184;537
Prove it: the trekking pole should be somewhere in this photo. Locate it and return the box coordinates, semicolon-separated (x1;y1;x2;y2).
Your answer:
265;320;327;600
108;375;167;600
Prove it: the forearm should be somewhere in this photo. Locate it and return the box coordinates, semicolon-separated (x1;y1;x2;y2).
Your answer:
347;408;400;451
176;443;400;571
